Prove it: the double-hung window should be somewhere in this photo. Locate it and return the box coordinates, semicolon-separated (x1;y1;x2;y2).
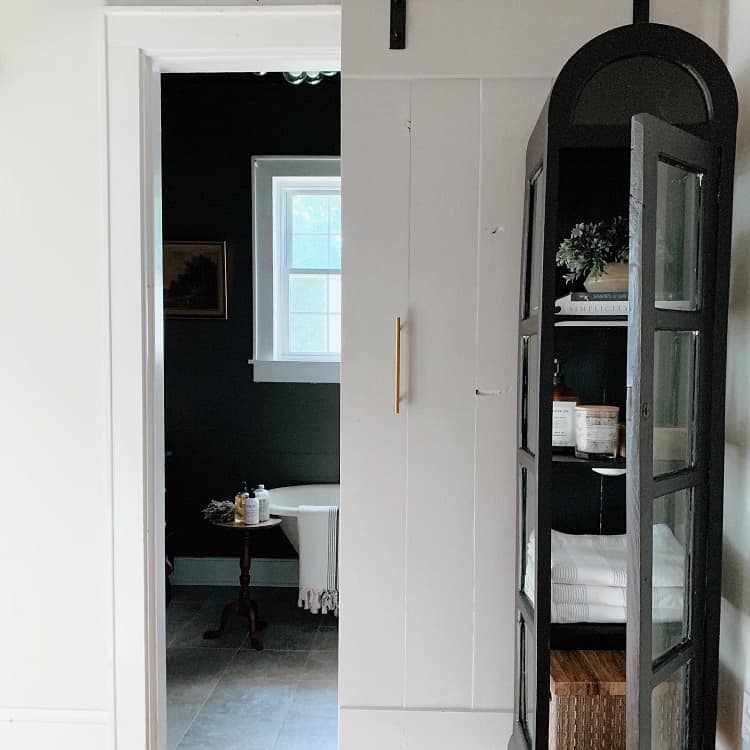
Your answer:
252;157;341;382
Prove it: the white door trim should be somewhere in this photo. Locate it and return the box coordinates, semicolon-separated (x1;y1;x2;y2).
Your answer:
104;7;340;749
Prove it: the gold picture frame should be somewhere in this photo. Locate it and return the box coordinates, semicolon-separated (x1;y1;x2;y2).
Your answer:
164;241;227;318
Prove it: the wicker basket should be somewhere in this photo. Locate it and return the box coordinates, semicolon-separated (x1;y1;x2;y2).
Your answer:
550;650;626;750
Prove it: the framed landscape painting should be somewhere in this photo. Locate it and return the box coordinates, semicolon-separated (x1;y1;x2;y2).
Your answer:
164;241;227;318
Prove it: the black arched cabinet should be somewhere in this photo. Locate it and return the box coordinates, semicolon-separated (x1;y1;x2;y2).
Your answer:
511;23;737;750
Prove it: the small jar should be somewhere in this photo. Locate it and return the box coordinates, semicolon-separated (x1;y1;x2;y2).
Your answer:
574;405;619;459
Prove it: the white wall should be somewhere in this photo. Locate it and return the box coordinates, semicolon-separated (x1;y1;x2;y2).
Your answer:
718;0;750;747
340;1;724;748
0;1;112;746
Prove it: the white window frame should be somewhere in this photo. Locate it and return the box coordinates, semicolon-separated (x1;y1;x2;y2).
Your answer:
252;156;341;383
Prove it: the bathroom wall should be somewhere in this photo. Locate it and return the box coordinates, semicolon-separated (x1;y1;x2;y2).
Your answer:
161;72;341;559
718;0;750;747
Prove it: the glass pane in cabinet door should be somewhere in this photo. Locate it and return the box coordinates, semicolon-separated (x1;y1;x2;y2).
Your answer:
520;468;536;606
518;616;536;744
652;489;692;662
651;663;688;750
653;331;697;475
655;160;702;310
524;168;544;319
521;335;539;454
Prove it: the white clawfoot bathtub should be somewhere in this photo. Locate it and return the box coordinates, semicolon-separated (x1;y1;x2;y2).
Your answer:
268;484;340;554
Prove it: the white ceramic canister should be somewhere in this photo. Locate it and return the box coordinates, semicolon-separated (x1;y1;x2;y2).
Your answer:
255;484;270;523
574;405;620;458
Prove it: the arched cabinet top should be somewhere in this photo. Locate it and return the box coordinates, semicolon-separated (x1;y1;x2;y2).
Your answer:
546;23;737;143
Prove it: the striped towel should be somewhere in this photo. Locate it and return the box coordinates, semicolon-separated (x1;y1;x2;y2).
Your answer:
297;505;339;615
551;602;683;624
525;525;685;604
552;583;684;610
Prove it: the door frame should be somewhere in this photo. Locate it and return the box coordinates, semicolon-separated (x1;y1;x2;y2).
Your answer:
104;7;340;749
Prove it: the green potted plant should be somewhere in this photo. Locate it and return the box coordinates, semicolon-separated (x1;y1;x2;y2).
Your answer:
556;216;629;293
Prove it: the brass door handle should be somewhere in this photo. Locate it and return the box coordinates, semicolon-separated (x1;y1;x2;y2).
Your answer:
395;316;401;415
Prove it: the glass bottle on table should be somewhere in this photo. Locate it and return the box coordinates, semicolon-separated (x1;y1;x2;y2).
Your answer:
552;358;580;453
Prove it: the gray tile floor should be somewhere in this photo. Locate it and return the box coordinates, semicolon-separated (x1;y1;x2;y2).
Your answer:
167;585;338;750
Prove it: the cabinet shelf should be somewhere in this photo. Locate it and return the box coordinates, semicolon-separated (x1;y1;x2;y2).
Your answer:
552;454;625;470
551;623;626;651
555;316;627;327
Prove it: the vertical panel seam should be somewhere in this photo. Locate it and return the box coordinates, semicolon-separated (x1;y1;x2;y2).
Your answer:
471;78;484;711
403;77;413;710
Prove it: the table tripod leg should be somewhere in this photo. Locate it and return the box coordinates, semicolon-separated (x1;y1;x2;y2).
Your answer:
203;600;235;639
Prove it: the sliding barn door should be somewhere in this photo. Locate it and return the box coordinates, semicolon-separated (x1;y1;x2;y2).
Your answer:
627;113;720;749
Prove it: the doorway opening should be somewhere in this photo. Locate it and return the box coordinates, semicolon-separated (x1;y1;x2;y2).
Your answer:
104;7;342;750
162;71;341;750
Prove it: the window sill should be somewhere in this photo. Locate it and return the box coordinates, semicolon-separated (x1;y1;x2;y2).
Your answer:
249;359;340;384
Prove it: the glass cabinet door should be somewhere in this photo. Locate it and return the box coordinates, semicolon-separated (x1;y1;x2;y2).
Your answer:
627;113;718;750
511;156;551;750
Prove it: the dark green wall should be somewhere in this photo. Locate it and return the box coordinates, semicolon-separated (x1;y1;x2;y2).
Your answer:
162;73;341;558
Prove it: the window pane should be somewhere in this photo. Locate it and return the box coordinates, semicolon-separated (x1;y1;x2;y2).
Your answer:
329;195;341;234
292;194;329;234
523;169;543;319
289;314;326;354
328;276;341;314
521;468;536;607
328;314;341;355
653;331;697;476
519;615;536;744
522;335;539;453
655;160;702;310
652;489;692;662
289;275;326;313
329;234;342;269
292;235;329;269
651;663;688;750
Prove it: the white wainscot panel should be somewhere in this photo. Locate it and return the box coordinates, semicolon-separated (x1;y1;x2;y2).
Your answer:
472;77;552;710
339;78;411;707
340;707;513;750
405;78;480;708
0;710;109;750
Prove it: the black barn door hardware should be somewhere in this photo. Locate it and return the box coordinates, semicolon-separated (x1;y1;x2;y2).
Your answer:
390;0;406;49
633;0;649;23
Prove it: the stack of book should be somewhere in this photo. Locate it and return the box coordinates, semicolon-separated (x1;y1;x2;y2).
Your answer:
555;292;628;317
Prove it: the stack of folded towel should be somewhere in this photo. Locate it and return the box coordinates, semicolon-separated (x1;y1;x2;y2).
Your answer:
525;525;685;624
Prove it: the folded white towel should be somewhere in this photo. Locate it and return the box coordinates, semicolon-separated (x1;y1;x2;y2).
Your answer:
552;602;683;624
525;525;686;603
552;583;684;610
297;505;339;615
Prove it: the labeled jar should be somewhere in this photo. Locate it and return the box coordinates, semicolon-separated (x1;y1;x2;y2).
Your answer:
552;358;580;452
574;405;619;459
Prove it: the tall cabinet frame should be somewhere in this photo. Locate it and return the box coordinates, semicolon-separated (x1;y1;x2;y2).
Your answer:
510;23;737;750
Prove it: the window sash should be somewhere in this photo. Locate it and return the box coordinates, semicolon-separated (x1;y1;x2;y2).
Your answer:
275;183;341;360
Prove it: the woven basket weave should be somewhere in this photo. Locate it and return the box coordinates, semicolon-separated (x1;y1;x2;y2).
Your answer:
550;650;626;750
550;650;682;750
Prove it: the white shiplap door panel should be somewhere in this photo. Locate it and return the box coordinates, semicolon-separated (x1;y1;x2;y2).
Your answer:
472;78;551;710
404;78;480;708
339;78;411;707
474;78;552;391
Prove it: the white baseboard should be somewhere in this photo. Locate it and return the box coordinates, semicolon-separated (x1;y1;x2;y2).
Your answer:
171;556;299;587
339;707;513;750
0;708;109;750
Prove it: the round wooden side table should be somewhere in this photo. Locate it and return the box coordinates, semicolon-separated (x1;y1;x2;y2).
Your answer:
202;518;282;650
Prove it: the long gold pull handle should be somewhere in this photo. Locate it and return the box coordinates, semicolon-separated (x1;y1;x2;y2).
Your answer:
395;316;401;415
